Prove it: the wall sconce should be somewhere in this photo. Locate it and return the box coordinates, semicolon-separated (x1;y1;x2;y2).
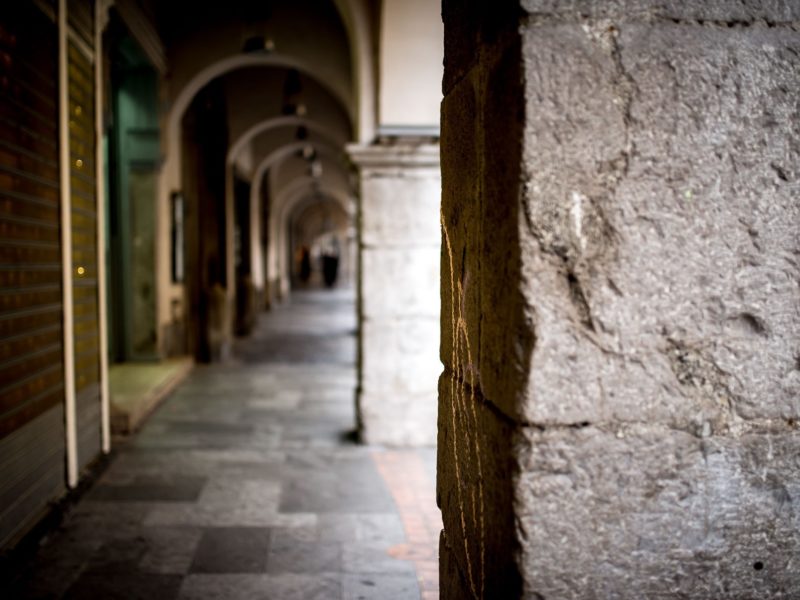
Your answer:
242;35;275;53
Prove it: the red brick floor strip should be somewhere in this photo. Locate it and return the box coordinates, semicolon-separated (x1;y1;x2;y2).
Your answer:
372;450;442;599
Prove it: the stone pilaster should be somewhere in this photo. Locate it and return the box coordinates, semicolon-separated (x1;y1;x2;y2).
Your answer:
348;141;441;446
441;1;800;598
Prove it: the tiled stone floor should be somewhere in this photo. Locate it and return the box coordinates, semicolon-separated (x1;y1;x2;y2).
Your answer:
9;288;440;599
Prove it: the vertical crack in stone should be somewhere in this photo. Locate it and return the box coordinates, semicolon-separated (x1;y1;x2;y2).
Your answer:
459;291;486;599
583;19;637;194
441;210;485;599
607;22;635;163
441;209;474;597
565;271;596;332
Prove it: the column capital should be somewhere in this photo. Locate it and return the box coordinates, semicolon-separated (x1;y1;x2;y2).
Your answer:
346;140;440;171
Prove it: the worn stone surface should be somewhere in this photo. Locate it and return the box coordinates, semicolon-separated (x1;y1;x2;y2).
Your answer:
437;376;521;599
361;320;441;395
441;1;800;598
441;1;524;95
178;573;341;600
514;11;800;590
439;531;472;600
519;20;800;427
189;528;271;573
440;29;530;423
439;8;530;596
361;248;440;318
349;143;441;446
359;391;438;447
342;572;421;599
520;0;800;22
87;475;207;502
361;174;441;247
516;425;800;598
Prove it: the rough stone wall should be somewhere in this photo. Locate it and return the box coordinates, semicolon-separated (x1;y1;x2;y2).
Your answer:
349;142;441;446
440;1;800;598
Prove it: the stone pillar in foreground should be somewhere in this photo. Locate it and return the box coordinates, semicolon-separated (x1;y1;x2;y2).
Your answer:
348;141;441;446
439;1;800;598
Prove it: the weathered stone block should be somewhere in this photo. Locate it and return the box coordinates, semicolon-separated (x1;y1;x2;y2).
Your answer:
611;23;800;423
437;374;522;599
521;0;800;22
359;318;439;446
442;3;800;598
440;530;475;600
441;35;531;422
442;0;523;95
360;319;441;396
361;174;441;247
361;247;440;319
515;424;800;598
476;35;532;421
359;389;437;447
518;19;800;426
440;67;484;401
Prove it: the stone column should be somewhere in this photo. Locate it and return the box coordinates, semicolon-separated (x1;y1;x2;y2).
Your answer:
440;1;800;598
348;141;441;446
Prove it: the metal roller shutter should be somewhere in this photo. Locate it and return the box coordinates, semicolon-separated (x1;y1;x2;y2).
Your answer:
0;0;66;549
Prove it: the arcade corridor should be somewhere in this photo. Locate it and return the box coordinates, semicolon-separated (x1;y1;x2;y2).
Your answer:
9;290;440;599
3;0;800;597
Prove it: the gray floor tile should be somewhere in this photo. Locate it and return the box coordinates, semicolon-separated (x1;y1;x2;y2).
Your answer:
139;527;204;574
63;571;183;600
354;514;407;544
88;476;207;503
189;528;271;573
178;573;341;600
165;421;255;435
342;573;421;600
279;455;396;514
87;536;149;571
342;543;416;575
266;539;342;574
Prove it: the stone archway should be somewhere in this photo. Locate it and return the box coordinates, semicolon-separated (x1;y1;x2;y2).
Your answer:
152;0;372;355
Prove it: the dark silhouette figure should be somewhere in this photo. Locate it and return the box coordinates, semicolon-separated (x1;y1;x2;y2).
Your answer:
298;245;311;283
322;254;339;287
321;236;340;287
